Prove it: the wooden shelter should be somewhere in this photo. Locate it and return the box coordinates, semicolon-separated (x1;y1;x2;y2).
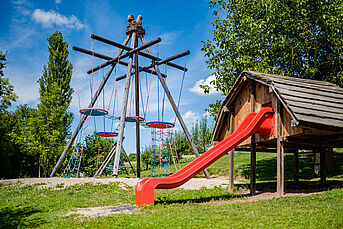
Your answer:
212;70;343;195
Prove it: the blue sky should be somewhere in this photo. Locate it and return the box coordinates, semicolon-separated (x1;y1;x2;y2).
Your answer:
1;0;224;155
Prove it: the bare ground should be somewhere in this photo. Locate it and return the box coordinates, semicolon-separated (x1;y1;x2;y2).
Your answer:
0;177;231;190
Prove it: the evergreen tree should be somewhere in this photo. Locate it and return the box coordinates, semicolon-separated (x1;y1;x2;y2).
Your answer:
37;31;73;177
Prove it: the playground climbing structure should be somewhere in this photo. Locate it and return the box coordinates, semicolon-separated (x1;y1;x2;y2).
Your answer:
149;124;180;177
50;15;209;178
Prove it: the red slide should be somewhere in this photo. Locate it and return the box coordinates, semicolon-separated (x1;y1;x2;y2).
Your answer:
135;107;275;206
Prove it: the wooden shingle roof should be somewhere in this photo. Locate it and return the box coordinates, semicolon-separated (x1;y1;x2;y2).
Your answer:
244;71;343;129
213;71;343;142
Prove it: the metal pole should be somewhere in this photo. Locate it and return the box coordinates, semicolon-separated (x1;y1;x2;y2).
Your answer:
112;32;137;176
50;35;131;177
135;36;141;178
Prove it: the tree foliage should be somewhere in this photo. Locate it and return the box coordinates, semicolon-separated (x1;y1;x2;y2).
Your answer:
192;117;213;154
36;31;74;176
0;51;19;178
202;0;343;118
81;132;115;176
0;51;17;111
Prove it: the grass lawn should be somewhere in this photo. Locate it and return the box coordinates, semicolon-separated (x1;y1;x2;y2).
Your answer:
1;183;343;228
1;151;343;228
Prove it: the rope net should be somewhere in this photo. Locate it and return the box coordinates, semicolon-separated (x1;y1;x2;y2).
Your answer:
150;127;180;177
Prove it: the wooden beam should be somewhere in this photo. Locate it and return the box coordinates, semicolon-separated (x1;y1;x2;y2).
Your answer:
320;150;326;186
94;141;119;176
250;81;256;195
50;34;131;177
115;51;189;81
91;34;188;72
135;37;141;178
87;37;161;74
276;98;285;196
122;148;136;176
72;46;165;78
229;112;234;192
112;32;137;177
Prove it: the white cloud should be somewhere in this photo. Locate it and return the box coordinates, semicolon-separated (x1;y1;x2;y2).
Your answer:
182;110;200;128
159;31;182;45
55;0;61;4
12;0;31;17
189;74;221;95
32;9;84;30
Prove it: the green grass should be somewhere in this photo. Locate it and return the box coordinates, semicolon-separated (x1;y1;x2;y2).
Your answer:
1;182;343;228
2;151;343;228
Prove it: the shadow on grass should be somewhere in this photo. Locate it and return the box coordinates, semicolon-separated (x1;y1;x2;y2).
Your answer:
155;192;247;205
0;206;45;229
240;154;296;182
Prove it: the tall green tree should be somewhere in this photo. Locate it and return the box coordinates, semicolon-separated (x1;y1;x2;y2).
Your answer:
0;51;18;178
202;0;343;118
37;31;74;176
8;105;39;177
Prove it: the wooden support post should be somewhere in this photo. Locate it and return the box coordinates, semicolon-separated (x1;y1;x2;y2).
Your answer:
320;150;326;186
250;81;256;195
112;32;137;176
140;36;210;179
123;148;136;176
50;35;131;177
135;37;141;178
250;136;256;194
228;112;235;192
294;150;299;183
276;99;284;196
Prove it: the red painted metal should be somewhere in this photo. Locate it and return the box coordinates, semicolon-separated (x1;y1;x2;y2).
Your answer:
96;132;118;137
79;108;108;116
146;121;175;129
135;107;275;206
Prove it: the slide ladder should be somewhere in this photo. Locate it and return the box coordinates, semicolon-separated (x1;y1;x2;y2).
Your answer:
135;107;275;205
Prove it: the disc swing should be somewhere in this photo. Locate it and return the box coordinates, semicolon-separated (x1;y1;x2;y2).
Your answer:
145;63;182;177
62;51;93;178
52;15;210;179
119;67;146;124
91;46;119;138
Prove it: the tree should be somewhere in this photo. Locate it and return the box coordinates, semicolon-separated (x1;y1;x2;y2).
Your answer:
191;117;213;154
0;51;17;111
0;51;18;178
8;105;39;177
37;31;74;176
82;132;114;176
141;146;153;170
202;0;343;118
174;130;192;156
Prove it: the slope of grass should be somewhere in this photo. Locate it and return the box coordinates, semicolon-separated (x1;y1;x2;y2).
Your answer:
1;182;343;228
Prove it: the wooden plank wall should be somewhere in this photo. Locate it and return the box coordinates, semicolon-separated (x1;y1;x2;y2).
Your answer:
222;79;303;147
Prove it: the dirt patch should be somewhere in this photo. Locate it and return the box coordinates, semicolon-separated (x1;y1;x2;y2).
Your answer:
66;204;138;217
210;191;324;205
0;177;231;190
